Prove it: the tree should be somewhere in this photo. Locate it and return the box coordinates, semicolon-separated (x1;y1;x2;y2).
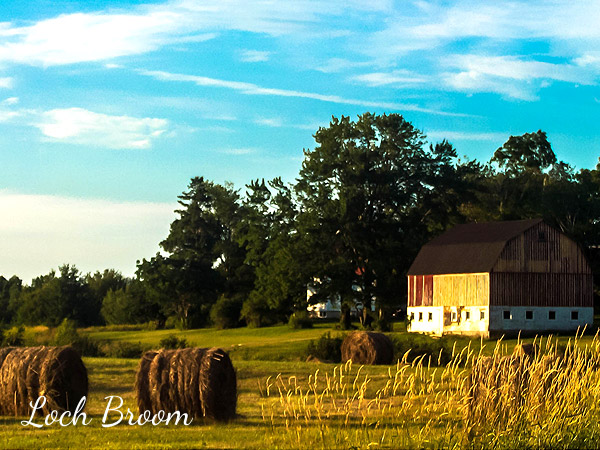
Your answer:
101;280;156;325
295;113;476;321
138;177;250;328
15;265;97;326
0;275;21;324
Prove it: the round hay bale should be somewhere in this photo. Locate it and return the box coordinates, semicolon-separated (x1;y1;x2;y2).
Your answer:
39;346;88;415
135;347;236;422
341;331;394;365
0;346;87;416
199;348;237;421
135;350;157;415
513;343;538;359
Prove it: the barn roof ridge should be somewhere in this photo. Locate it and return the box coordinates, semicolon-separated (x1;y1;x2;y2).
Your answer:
407;218;543;275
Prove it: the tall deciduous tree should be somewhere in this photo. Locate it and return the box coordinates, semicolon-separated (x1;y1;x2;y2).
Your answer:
295;113;478;321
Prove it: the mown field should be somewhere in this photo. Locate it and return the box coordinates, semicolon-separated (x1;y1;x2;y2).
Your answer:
2;322;600;449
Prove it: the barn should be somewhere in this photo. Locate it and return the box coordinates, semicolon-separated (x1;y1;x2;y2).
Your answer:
406;219;594;337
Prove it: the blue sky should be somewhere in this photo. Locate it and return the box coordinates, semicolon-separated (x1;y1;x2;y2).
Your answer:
1;0;599;282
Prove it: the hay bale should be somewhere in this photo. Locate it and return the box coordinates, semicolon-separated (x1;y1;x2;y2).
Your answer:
135;347;236;422
199;348;237;421
341;331;394;365
135;350;158;415
513;343;538;359
0;346;87;416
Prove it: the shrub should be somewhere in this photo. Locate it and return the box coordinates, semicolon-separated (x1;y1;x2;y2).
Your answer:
2;326;24;346
373;317;392;332
288;311;313;329
164;316;183;330
159;334;188;349
305;332;345;362
53;318;100;356
53;319;79;345
390;334;464;366
210;294;243;329
99;341;145;358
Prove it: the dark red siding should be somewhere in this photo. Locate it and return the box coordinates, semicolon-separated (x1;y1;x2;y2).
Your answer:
490;273;593;307
415;275;423;306
423;275;433;306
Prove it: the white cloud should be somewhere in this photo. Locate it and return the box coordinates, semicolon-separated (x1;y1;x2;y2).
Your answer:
0;190;175;283
254;117;283;127
35;108;169;149
0;77;13;88
140;69;465;116
351;70;429;87
0;0;361;67
2;96;18;105
441;54;596;100
240;50;270;62
220;148;256;155
314;58;373;73
426;130;508;142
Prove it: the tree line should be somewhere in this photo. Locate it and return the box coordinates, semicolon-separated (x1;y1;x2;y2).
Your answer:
2;113;599;329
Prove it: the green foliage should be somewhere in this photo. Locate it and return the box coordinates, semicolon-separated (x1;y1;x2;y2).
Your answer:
158;334;188;349
210;294;243;329
53;318;100;356
2;325;24;346
390;334;469;366
241;295;279;328
164;315;183;330
373;317;391;332
99;341;145;358
304;332;345;362
0;275;21;325
53;318;79;345
15;265;98;327
288;311;313;329
101;281;156;325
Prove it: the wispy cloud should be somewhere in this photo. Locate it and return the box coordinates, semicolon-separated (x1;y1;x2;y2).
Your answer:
220;148;256;155
254;117;283;127
441;54;596;100
240;50;271;62
0;190;175;282
426;130;508;142
139;69;465;116
2;96;18;105
35;108;169;149
315;58;373;73
350;70;429;87
0;77;13;88
0;0;356;67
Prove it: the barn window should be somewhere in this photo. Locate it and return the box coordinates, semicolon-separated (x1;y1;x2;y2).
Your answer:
571;311;579;320
549;310;556;320
465;311;470;321
538;231;546;242
451;311;457;322
503;310;511;320
410;312;414;321
480;310;485;320
428;312;433;321
418;312;423;321
525;310;533;320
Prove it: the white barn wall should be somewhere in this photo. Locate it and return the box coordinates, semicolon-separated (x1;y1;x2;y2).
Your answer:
489;306;593;333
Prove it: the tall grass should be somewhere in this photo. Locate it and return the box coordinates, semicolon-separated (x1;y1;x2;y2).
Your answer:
260;330;600;449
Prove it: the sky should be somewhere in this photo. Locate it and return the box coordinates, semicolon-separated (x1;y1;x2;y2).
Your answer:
1;0;599;283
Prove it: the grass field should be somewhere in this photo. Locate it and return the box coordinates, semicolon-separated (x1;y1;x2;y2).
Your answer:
2;322;600;449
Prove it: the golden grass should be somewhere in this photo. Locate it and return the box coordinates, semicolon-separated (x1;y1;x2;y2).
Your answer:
260;329;600;449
